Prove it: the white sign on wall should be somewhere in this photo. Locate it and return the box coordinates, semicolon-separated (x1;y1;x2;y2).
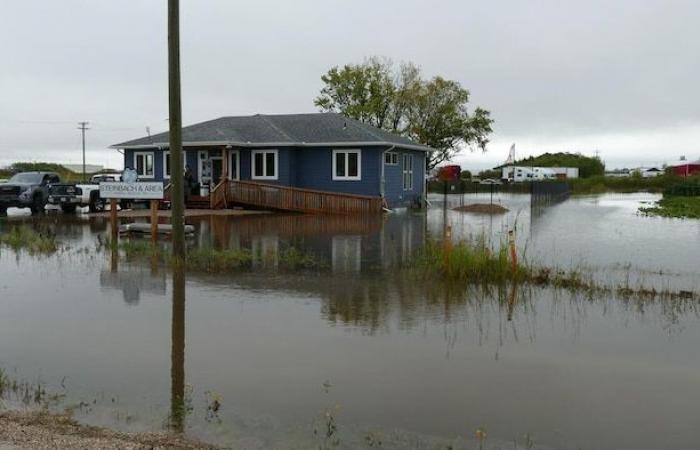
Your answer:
99;182;164;200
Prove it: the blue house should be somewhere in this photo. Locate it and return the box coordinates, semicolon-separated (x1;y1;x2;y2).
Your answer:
111;113;430;210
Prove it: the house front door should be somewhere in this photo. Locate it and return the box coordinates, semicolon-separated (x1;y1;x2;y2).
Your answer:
211;157;223;186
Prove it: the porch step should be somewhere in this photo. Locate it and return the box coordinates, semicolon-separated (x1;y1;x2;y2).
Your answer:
187;200;211;209
186;195;211;209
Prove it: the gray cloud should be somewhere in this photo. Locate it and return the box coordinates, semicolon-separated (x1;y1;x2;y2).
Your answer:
1;0;698;170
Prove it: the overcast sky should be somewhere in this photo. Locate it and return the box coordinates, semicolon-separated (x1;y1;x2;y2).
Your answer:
1;0;698;171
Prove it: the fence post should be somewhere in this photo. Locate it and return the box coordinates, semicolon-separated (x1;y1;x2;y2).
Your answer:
110;199;119;244
150;199;159;243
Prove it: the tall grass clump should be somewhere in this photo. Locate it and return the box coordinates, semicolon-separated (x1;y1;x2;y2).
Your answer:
0;367;8;397
0;226;58;254
279;246;323;270
119;239;163;260
412;239;525;284
185;247;252;272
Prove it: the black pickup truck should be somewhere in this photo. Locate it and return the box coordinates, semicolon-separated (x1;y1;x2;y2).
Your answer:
0;171;60;215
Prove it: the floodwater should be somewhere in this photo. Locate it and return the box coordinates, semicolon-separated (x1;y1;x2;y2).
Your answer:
0;193;699;449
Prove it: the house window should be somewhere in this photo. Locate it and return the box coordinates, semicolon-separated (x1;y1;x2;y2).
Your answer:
384;152;399;165
251;150;278;180
402;154;413;190
333;149;361;181
163;151;186;179
134;152;154;178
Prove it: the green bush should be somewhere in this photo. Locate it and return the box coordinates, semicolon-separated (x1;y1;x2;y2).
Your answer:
568;174;689;194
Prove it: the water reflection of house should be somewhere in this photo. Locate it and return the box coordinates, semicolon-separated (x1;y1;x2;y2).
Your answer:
100;267;167;305
187;212;425;273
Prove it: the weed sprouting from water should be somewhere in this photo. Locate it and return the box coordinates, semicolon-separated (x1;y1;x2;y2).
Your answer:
279;246;324;270
0;368;8;398
0;225;58;255
411;239;527;284
112;238;325;274
410;238;698;301
185;247;252;272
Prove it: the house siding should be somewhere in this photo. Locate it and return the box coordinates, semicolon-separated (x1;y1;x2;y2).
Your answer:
124;145;425;208
383;149;426;208
295;146;382;197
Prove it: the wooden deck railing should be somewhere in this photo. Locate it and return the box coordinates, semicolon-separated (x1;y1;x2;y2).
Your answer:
210;179;229;209
211;179;383;215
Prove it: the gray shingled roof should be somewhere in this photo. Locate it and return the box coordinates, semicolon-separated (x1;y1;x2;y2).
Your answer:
111;113;432;151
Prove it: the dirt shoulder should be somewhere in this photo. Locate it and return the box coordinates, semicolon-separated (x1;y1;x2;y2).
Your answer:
0;410;221;450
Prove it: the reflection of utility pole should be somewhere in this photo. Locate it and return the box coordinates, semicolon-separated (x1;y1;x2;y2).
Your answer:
78;121;90;181
170;263;186;432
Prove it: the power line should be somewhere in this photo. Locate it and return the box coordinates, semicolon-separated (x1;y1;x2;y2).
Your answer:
77;121;90;181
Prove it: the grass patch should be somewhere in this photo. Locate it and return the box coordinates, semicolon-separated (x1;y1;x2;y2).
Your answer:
639;196;700;219
186;247;252;272
0;226;58;254
411;239;526;284
568;174;696;194
116;239;324;273
410;239;697;300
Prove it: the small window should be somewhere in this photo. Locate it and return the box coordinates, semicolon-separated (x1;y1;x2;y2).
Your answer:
384;152;399;165
251;150;278;180
134;152;154;178
402;154;414;190
333;150;361;181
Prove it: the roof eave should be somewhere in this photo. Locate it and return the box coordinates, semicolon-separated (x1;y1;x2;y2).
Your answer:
110;141;434;152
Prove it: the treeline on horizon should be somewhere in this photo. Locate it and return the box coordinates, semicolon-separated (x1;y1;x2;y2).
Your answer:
511;152;605;178
0;162;122;182
0;162;80;181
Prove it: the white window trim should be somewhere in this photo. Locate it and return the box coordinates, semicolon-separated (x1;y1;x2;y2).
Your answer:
332;149;362;181
133;151;155;179
163;150;187;179
402;154;414;191
384;151;399;166
251;149;279;180
227;150;240;181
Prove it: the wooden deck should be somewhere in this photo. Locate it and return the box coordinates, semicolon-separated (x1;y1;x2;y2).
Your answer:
210;179;384;215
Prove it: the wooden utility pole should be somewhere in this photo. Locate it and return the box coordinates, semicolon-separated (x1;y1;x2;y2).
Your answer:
168;0;185;261
78;122;90;182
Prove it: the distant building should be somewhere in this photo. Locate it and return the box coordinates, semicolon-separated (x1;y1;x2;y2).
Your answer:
605;169;631;178
631;167;663;178
500;166;579;182
670;160;700;177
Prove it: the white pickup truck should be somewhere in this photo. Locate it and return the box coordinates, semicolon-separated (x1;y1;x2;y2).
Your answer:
47;173;131;213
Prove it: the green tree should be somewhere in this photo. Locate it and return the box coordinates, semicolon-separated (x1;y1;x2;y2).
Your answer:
315;58;493;169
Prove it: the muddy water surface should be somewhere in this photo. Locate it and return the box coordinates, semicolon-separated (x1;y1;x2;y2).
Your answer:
0;193;699;449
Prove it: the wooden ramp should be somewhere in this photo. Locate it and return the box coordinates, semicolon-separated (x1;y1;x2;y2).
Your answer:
210;179;384;215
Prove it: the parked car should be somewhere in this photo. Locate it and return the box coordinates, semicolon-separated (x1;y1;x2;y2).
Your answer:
0;172;60;215
48;172;127;213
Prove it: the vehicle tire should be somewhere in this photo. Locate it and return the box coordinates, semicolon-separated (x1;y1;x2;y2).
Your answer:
30;194;45;215
89;191;104;213
61;204;77;214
